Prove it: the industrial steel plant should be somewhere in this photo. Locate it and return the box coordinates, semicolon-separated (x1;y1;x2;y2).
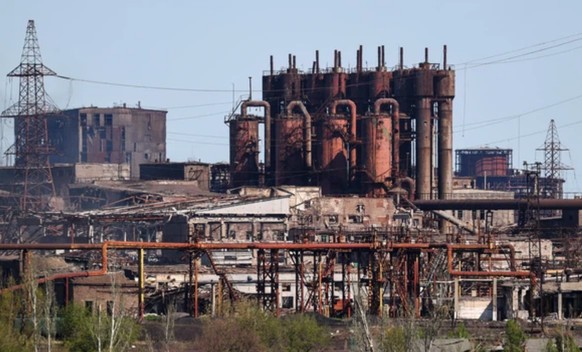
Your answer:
1;19;582;351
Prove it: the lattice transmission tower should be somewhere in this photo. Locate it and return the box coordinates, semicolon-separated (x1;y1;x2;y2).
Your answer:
1;20;58;211
536;119;570;199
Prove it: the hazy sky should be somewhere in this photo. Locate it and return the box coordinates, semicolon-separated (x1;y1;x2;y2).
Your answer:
2;1;582;192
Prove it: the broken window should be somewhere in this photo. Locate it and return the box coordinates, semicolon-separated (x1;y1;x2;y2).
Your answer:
348;215;363;224
282;296;293;309
106;301;114;316
85;300;93;313
327;215;338;224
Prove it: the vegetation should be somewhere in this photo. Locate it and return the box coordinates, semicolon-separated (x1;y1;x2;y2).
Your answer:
504;319;526;352
195;300;330;352
448;321;470;339
59;303;140;352
544;327;580;352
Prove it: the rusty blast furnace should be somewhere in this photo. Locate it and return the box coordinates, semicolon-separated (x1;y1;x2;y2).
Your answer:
228;46;455;199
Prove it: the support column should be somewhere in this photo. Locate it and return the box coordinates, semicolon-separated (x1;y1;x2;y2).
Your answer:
558;290;563;320
416;98;432;199
438;99;453;200
492;278;497;321
194;254;199;317
454;277;459;320
138;247;145;320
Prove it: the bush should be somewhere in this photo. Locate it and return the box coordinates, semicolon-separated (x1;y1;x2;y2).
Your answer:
503;319;526;352
195;300;330;352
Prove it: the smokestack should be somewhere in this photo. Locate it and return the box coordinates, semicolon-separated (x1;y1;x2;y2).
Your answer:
293;55;296;69
359;45;363;71
399;47;404;70
377;46;381;69
424;47;429;64
316;50;320;73
270;55;274;76
443;45;447;69
334;50;338;68
288;54;292;69
381;45;385;67
338;51;342;67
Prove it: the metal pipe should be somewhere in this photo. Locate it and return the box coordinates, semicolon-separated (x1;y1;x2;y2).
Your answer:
438;99;453;200
381;45;385;67
373;98;400;177
377;46;381;69
443;45;447;69
416;98;432;199
413;198;582;210
330;99;357;172
286;101;312;169
0;243;109;294
359;45;363;71
398;176;415;200
241;100;272;171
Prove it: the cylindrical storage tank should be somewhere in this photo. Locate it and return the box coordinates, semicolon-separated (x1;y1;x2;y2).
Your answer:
318;117;349;194
412;68;434;97
434;70;455;98
229;117;259;187
475;156;508;177
370;71;391;98
283;72;302;102
324;72;347;99
362;114;392;185
274;116;305;185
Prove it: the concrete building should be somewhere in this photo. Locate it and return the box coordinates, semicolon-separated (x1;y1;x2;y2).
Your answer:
47;106;167;179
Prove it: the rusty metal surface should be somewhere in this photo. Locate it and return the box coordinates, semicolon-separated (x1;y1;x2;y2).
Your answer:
257;46;457;195
274;117;305;185
413;198;582;210
317;117;348;194
228;117;259;187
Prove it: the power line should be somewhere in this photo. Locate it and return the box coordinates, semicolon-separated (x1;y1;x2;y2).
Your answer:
168;110;231;121
167;137;228;146
143;101;232;110
455;31;582;65
55;75;249;93
453;92;582;133
466;119;582;147
167;131;226;139
467;37;582;70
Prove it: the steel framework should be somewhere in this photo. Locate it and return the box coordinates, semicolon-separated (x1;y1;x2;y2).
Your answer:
0;240;533;320
1;20;57;211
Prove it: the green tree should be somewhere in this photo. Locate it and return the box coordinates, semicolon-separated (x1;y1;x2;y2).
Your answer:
448;321;470;339
379;326;408;352
58;302;140;352
59;304;96;352
503;319;526;352
0;290;31;352
282;314;330;352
